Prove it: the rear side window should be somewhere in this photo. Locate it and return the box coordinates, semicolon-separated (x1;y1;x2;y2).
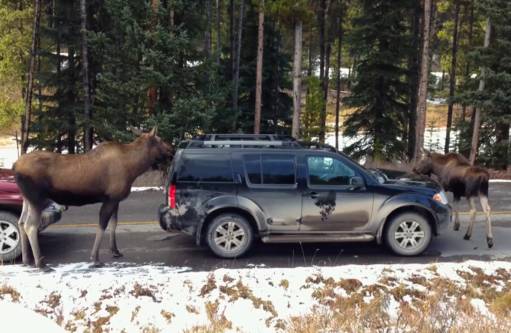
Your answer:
243;154;295;185
178;154;233;182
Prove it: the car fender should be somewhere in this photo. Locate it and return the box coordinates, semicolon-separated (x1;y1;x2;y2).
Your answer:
195;195;268;245
374;194;438;244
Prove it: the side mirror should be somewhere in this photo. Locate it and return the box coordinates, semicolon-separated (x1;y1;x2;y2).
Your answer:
349;176;365;190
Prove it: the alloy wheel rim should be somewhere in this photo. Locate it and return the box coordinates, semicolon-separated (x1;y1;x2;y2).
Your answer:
394;220;425;249
214;221;246;252
0;221;20;255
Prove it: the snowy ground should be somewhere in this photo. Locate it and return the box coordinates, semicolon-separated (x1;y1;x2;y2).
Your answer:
1;260;511;332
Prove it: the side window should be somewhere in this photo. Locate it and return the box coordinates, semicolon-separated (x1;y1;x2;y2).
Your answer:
178;154;233;182
307;156;355;186
262;154;295;185
243;154;296;185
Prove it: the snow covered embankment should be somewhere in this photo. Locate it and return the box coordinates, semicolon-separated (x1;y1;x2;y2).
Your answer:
1;261;511;332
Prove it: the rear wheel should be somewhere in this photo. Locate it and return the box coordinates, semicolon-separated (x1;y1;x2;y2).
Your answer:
206;213;253;258
384;212;432;256
0;211;21;262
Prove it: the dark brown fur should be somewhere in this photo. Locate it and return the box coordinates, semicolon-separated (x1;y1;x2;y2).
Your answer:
414;152;493;247
13;129;172;270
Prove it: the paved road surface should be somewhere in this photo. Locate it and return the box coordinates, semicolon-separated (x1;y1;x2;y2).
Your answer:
13;183;511;271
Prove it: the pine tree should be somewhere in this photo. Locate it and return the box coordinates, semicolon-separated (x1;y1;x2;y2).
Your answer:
461;0;511;169
343;0;413;161
0;0;32;131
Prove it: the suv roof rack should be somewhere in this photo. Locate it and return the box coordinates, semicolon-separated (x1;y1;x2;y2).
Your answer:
193;133;296;142
177;134;341;152
179;140;301;149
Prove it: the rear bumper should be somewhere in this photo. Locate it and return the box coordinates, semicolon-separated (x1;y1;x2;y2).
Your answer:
39;202;64;231
158;204;177;231
158;204;199;239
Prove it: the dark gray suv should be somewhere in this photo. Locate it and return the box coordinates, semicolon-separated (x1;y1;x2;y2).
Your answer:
158;135;451;258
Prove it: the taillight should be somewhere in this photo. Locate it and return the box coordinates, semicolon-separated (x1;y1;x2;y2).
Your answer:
168;184;176;209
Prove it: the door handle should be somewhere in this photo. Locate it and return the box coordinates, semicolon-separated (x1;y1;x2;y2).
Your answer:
307;191;319;199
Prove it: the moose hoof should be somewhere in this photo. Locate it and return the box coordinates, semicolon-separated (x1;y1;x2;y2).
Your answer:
36;262;54;273
463;234;471;240
111;250;124;258
453;223;460;231
91;261;105;268
487;237;494;248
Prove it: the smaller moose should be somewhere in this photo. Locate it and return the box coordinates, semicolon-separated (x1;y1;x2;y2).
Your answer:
414;151;493;248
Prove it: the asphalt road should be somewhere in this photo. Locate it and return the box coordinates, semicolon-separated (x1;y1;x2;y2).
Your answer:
16;183;511;271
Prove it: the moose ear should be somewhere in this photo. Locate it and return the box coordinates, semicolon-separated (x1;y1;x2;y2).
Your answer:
149;126;158;136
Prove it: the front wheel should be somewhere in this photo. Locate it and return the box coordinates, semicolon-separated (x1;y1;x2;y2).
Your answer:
206;213;254;258
0;212;22;262
384;212;432;256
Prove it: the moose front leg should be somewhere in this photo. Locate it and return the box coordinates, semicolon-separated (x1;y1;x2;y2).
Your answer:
109;203;123;258
90;201;117;267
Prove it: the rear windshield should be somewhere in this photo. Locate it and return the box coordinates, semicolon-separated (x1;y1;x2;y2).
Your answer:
243;153;296;185
177;153;233;182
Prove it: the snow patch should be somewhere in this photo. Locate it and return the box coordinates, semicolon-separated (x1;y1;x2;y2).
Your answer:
0;300;66;333
1;260;510;332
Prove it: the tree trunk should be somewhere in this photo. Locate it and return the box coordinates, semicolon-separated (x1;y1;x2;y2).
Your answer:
470;18;491;165
413;0;432;162
334;15;343;150
232;0;244;130
147;0;159;114
21;0;41;154
292;20;303;139
254;0;264;134
444;0;460;153
318;0;326;143
407;1;421;160
461;0;474;123
205;0;212;58
68;47;77;154
216;0;221;66
81;0;92;151
229;0;235;79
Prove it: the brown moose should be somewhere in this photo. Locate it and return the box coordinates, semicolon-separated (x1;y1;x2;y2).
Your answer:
13;127;172;271
414;151;493;248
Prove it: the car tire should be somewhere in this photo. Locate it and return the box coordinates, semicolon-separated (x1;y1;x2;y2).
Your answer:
0;211;22;262
384;212;432;256
206;213;253;258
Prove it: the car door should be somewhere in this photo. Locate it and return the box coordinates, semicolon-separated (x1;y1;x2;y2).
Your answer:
237;152;301;232
300;154;374;232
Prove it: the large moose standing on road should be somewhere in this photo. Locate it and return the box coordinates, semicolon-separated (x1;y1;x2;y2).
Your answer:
413;151;493;248
13;128;172;271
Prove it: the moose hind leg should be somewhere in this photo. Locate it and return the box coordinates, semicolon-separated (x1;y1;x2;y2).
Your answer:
18;200;31;266
24;204;51;271
109;203;122;258
453;197;461;231
480;195;493;248
90;201;117;267
464;197;477;240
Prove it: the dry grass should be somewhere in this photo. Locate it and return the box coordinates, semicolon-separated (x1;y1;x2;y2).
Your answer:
200;274;217;297
160;309;175;323
184;300;233;333
286;267;511;333
130;282;159;302
0;284;21;302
